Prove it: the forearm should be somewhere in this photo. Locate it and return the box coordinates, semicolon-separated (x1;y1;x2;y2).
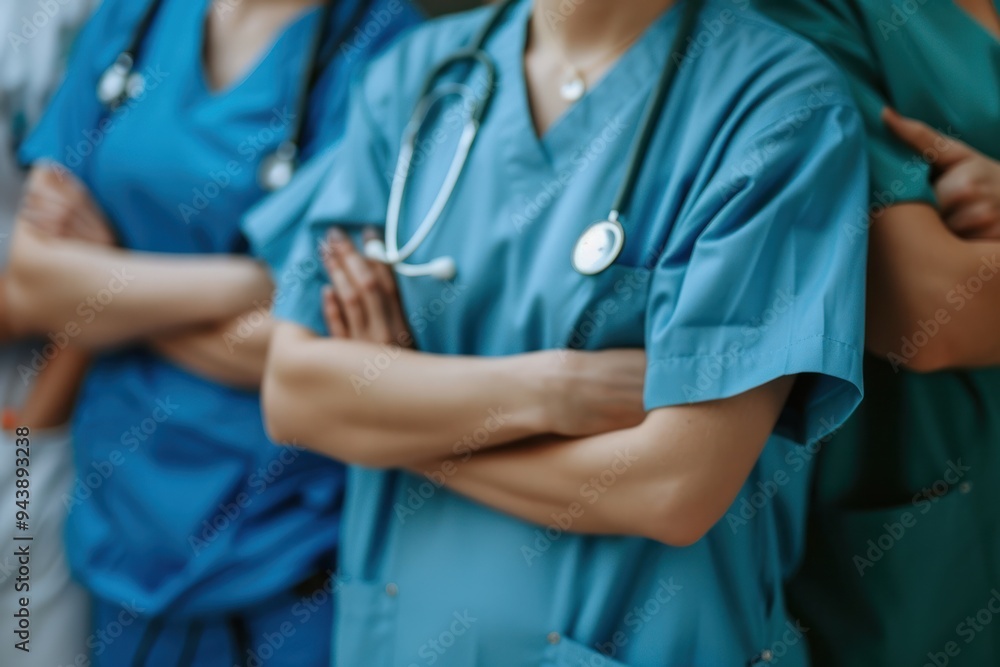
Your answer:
0;276;17;343
16;346;90;428
150;306;274;389
866;203;1000;370
263;323;551;467
7;223;271;347
415;378;793;547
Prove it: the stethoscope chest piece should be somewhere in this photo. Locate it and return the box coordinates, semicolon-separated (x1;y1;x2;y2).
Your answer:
572;218;625;276
258;142;298;192
97;55;133;107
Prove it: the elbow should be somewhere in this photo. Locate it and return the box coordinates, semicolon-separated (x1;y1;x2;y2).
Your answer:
260;346;307;446
641;485;718;548
647;513;714;548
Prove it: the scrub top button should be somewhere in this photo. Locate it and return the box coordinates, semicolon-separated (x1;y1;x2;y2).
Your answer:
959;481;973;494
385;583;399;597
547;631;561;645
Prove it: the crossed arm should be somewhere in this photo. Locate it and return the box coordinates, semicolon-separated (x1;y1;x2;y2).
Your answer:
263;233;795;547
5;166;275;389
866;111;1000;371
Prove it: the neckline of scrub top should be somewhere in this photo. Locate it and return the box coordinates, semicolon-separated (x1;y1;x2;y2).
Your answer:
191;0;321;99
948;0;1000;45
502;0;688;171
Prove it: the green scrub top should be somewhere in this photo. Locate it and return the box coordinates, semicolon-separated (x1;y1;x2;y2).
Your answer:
753;0;1000;664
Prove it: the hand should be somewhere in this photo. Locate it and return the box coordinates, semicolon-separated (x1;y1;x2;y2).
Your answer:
20;164;117;245
883;108;1000;239
539;348;647;437
320;227;412;346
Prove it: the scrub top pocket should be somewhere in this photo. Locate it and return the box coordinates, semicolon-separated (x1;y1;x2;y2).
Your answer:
798;486;992;666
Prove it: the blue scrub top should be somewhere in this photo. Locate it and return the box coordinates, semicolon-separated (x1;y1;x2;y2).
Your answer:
19;0;421;618
245;0;868;664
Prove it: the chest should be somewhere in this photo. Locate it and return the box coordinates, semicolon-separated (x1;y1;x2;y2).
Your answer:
390;93;697;356
80;3;313;253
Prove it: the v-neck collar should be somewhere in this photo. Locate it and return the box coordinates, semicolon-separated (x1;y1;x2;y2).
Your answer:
192;0;320;100
947;0;1000;47
496;0;689;172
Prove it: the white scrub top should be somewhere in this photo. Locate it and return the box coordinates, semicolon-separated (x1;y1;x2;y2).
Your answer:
245;0;870;664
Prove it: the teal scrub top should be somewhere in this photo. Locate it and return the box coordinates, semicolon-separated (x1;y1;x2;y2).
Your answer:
19;0;421;617
753;0;1000;664
244;0;869;664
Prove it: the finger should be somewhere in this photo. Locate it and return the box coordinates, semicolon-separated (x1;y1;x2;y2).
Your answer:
934;160;986;216
336;233;391;344
322;286;349;339
882;107;976;170
945;201;1000;239
322;231;366;336
363;228;399;296
20;193;69;236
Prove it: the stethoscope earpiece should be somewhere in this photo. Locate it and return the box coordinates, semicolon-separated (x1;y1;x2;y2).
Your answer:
364;238;456;281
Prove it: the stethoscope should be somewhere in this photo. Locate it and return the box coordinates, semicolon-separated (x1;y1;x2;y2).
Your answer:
364;0;705;280
95;0;372;192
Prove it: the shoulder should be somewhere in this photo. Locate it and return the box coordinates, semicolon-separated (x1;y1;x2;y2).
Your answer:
680;0;862;150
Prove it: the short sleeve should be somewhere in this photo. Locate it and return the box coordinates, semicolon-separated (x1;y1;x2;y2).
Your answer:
644;101;868;445
17;0;137;175
755;0;934;206
242;77;391;335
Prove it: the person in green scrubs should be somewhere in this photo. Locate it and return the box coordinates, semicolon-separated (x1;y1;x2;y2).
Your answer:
753;0;1000;664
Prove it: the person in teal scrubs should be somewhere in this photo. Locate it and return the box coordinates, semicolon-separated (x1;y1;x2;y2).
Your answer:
246;0;870;664
751;0;1000;664
6;0;419;664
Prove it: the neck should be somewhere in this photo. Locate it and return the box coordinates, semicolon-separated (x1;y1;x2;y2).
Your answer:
530;0;678;58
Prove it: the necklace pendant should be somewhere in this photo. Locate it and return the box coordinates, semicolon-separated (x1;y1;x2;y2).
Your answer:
559;74;586;102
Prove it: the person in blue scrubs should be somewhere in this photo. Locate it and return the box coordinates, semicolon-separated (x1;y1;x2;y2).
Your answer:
247;0;869;664
5;0;420;664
